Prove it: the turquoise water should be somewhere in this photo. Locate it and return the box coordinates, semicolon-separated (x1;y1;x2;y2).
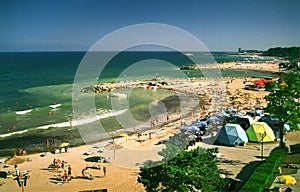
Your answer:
0;51;276;135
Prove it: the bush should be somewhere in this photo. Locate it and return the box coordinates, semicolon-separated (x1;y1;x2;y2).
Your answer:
240;147;288;192
290;144;300;154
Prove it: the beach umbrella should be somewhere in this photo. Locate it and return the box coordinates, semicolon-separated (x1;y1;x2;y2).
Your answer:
253;79;265;85
60;142;69;148
225;108;237;114
255;106;265;110
246;122;276;142
246;110;264;117
206;116;221;123
192;121;208;128
215;112;230;119
215;124;248;146
118;133;128;142
181;125;199;132
279;175;296;185
279;81;288;87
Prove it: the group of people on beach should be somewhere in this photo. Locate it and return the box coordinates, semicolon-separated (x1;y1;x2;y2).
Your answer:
52;158;72;183
18;149;27;156
50;157;108;183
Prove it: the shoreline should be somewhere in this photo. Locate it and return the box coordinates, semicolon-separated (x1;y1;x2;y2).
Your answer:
182;61;282;73
0;109;128;138
1;75;269;151
2;73;297;191
0;73;271;140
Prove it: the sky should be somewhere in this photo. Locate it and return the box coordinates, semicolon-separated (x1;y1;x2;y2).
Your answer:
0;0;299;52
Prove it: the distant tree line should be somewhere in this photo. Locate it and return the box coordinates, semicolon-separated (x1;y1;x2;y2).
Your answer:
263;47;300;69
263;46;300;59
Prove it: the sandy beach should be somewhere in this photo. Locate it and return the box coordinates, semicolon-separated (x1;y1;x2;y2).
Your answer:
199;61;281;73
0;63;297;192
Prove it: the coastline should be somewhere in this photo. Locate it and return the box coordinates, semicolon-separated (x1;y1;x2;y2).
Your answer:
0;69;298;191
0;62;278;151
0;74;282;192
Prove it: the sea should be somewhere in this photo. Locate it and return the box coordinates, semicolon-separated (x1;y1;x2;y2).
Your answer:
0;51;277;138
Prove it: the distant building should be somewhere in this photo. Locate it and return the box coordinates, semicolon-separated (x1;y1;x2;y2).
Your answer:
238;48;242;53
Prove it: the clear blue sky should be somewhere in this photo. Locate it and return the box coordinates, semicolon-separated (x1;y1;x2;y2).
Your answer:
1;0;299;51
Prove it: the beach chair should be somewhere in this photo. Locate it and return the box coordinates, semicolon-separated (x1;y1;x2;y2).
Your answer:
55;149;60;154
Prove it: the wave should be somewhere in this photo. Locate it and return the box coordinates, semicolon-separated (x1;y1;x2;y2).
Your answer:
0;129;29;138
15;109;33;115
49;103;62;108
0;109;128;138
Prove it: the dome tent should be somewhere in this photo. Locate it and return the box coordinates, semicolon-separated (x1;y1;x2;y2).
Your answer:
215;123;248;146
246;122;275;142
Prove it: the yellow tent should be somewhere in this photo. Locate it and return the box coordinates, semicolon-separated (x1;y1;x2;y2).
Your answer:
246;122;275;142
279;175;296;185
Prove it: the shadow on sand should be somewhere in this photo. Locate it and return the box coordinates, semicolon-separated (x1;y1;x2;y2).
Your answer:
228;160;262;191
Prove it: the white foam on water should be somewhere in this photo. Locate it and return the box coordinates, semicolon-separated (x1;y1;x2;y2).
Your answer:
15;109;32;115
0;109;127;138
37;109;128;129
49;103;62;108
0;129;29;137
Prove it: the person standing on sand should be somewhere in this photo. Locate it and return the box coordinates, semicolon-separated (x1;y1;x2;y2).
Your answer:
68;165;72;180
103;166;106;177
14;164;20;176
62;170;68;183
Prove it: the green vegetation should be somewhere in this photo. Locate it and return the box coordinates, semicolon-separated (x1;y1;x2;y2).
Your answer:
263;47;300;59
265;72;300;147
290;143;300;154
240;147;288;192
263;47;300;69
138;146;230;191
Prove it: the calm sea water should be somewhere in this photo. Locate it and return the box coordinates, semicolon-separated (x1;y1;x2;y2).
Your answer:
0;51;275;135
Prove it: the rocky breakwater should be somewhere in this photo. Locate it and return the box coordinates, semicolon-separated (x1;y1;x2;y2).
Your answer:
81;82;115;93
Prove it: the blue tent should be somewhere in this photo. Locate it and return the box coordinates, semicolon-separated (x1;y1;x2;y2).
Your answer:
181;125;199;132
215;123;248;146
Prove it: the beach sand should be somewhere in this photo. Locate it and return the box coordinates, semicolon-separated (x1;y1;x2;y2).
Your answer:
0;71;297;192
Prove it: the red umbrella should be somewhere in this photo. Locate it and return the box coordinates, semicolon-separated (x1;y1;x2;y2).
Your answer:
253;79;265;85
262;79;272;83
